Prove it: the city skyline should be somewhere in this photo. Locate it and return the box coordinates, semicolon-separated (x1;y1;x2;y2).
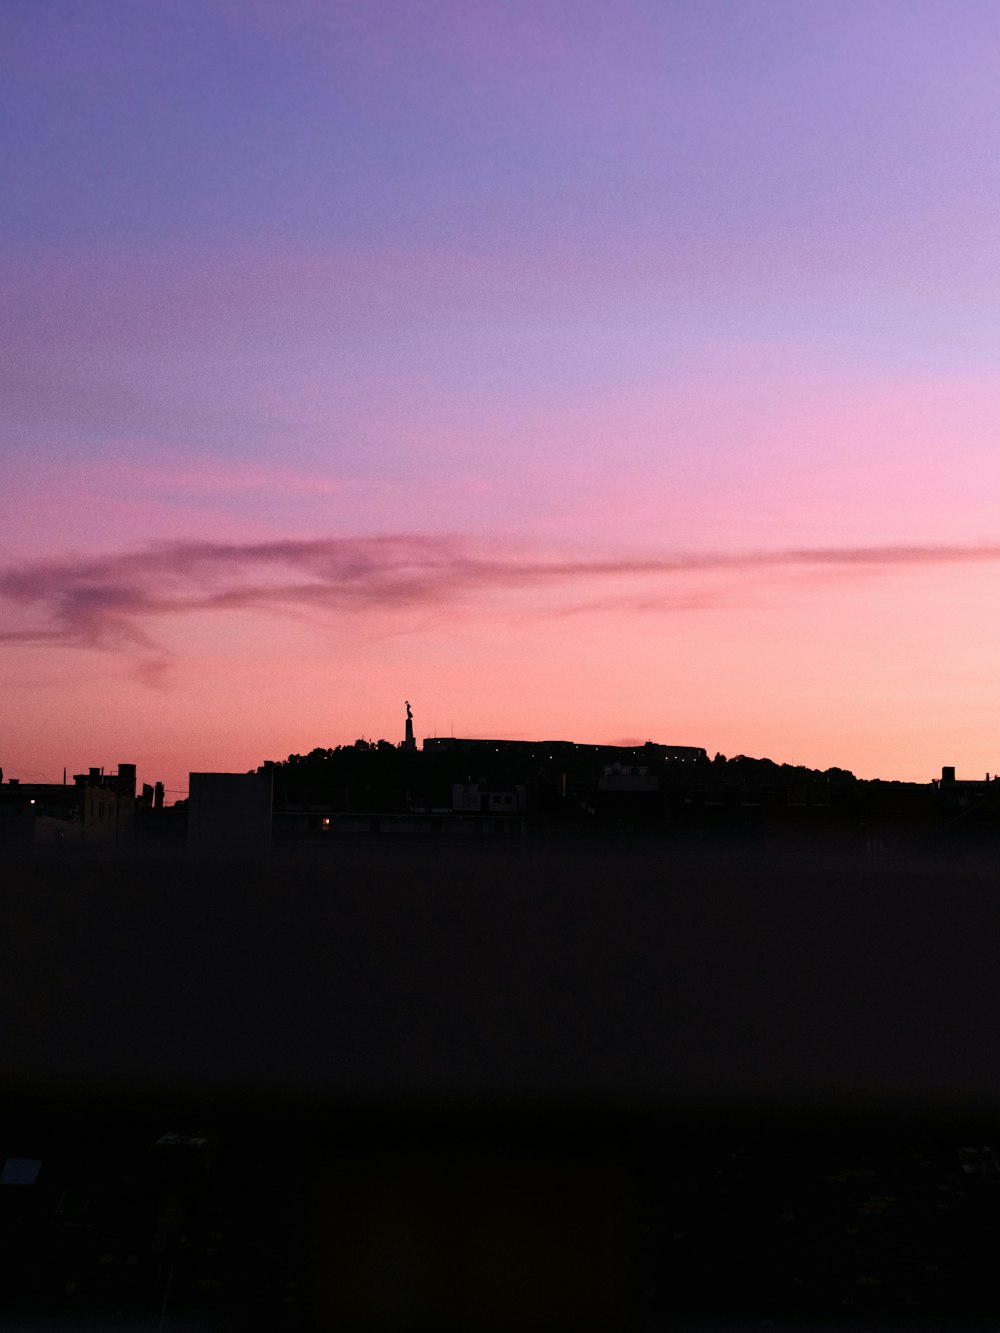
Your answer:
5;1;1000;794
0;700;970;807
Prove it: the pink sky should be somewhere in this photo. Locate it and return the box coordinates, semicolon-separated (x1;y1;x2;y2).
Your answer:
3;1;1000;795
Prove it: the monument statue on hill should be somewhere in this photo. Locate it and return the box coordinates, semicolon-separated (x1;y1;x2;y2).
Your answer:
403;701;416;750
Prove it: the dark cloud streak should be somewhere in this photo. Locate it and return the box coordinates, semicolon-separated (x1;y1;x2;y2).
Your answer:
2;536;999;666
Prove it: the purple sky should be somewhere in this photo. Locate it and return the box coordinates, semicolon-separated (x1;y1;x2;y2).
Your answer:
3;1;1000;790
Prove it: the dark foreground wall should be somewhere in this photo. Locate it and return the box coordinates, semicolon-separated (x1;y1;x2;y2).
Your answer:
3;842;1000;1330
1;839;998;1114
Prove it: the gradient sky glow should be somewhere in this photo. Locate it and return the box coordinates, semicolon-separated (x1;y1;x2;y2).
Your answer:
4;0;1000;794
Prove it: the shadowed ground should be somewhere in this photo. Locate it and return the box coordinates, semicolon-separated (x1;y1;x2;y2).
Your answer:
2;841;1000;1329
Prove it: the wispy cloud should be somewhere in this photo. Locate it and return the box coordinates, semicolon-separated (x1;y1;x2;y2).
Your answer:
3;536;1000;673
85;458;350;498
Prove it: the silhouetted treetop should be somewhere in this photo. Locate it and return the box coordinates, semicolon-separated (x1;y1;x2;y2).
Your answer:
254;741;856;814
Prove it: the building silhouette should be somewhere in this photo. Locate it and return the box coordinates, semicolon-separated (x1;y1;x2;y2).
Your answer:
0;762;139;847
187;770;273;856
421;737;706;764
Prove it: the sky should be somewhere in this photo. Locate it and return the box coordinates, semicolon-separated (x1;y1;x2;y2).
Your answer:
3;0;1000;795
